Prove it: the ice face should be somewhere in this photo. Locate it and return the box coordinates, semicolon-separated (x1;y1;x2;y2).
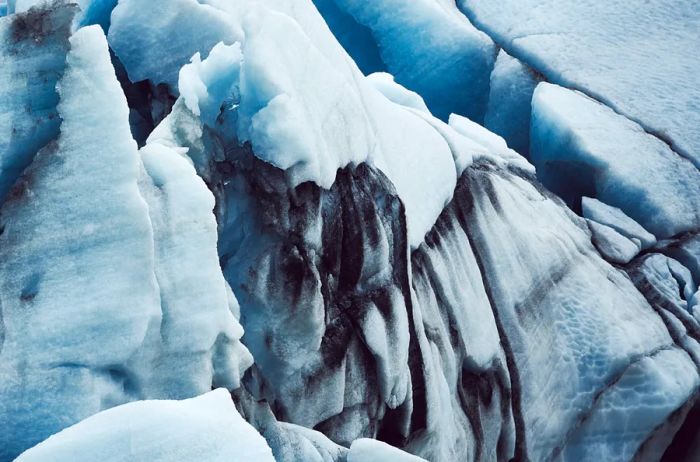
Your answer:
0;25;159;459
582;197;657;250
0;2;76;202
586;220;642;265
530;83;700;238
109;0;242;90
313;0;496;122
483;50;540;157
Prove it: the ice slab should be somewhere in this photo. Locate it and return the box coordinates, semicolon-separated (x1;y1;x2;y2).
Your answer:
530;83;700;238
459;0;700;166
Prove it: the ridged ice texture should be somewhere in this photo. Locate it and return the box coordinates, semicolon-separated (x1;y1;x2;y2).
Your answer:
456;163;698;461
0;18;251;461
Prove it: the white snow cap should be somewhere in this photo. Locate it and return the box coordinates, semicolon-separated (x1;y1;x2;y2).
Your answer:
111;0;531;249
15;389;275;462
348;438;428;462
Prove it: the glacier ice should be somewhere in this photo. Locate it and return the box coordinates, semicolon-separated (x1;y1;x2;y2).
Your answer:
0;1;75;201
119;0;475;248
348;438;427;462
582;197;657;250
15;389;275;462
109;0;241;90
0;24;160;459
313;0;496;122
0;19;251;461
483;50;540;158
587;220;642;265
0;0;699;461
530;82;700;238
459;0;700;167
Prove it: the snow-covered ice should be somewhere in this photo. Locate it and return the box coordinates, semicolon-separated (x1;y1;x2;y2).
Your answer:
348;439;427;462
15;389;275;462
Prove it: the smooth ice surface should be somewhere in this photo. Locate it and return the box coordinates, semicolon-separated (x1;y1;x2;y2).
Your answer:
582;197;656;249
348;439;427;462
15;389;275;462
484;50;539;157
109;0;241;89
459;0;700;166
315;0;496;121
311;0;385;75
531;83;700;238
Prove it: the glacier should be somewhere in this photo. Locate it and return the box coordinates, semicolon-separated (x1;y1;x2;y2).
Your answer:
1;0;700;461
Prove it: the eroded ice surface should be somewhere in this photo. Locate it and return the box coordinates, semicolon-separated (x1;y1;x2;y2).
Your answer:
0;22;251;460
